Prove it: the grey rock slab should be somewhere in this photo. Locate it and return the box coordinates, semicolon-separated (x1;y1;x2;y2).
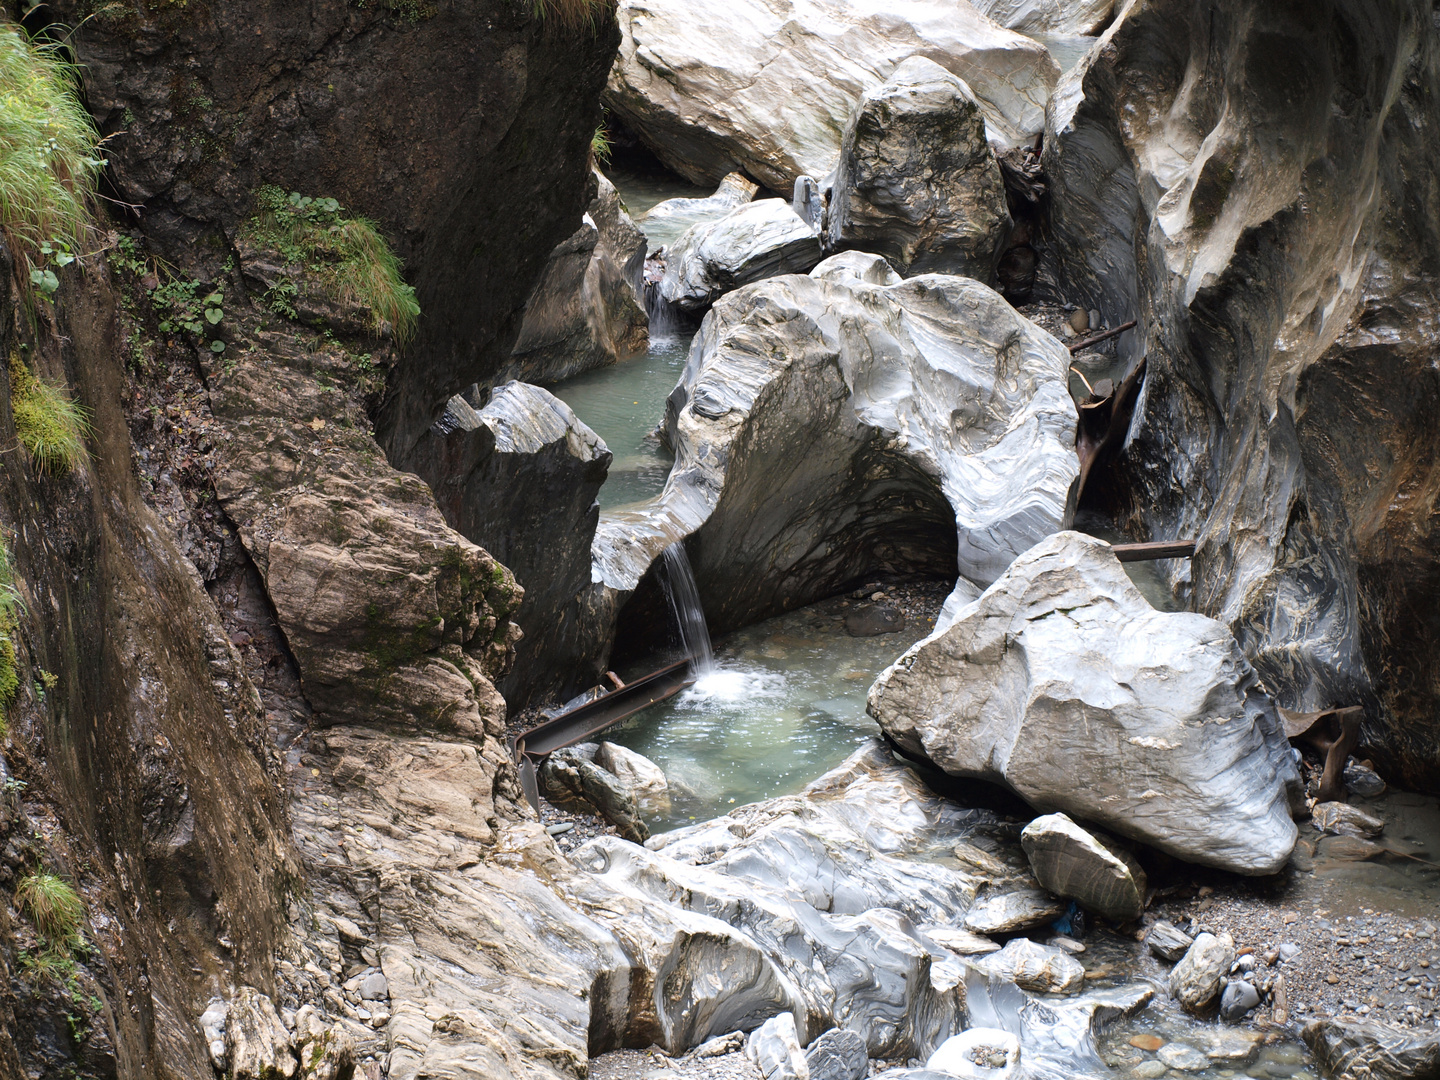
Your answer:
746;1013;807;1080
828;56;1011;278
1021;813;1146;922
358;972;388;1001
596;741;671;814
1144;920;1194;963
963;888;1065;935
1130;1062;1166;1080
606;0;1058;191
805;1027;869;1080
1302;1018;1440;1080
976;938;1085;995
1156;1043;1209;1072
922;926;1002;956
1169;933;1235;1013
869;531;1304;875
657;199;823;314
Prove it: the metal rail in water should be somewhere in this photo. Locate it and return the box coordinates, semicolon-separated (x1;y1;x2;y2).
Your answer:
513;657;696;813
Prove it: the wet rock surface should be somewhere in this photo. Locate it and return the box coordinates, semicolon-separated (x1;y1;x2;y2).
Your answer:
827;57;1011;279
869;531;1304;875
606;0;1057;190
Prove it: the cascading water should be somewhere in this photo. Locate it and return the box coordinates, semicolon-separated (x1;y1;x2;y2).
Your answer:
660;541;715;675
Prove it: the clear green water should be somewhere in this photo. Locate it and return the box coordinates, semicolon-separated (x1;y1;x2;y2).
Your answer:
608;597;938;831
550;334;692;509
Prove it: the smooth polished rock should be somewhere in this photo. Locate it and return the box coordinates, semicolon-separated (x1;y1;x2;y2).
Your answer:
595;741;670;813
1219;979;1260;1023
970;0;1113;35
926;1027;1020;1080
657;199;823;314
588;252;1078;664
869;531;1303;875
746;1013;808;1080
1170;933;1235;1013
640;173;759;252
1040;0;1440;787
827;56;1010;278
922;926;1002;956
976;938;1085;995
606;0;1058;190
1021;813;1146;922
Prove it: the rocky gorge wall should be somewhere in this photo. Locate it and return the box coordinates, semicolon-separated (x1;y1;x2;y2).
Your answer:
1039;0;1440;788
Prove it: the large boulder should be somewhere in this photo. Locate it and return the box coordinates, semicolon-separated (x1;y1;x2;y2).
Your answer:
1302;1018;1440;1080
827;56;1011;278
502;170;649;384
657;199;823;314
1040;2;1440;787
868;531;1303;875
605;0;1058;190
970;0;1113;35
585;252;1077;665
406;382;611;707
1020;813;1146;923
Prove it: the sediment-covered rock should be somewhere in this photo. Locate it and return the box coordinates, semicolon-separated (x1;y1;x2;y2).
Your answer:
868;531;1303;875
406;382;611;706
658;199;823;314
1040;0;1440;787
605;0;1058;190
503;170;649;385
827;57;1011;278
587;251;1077;664
1020;813;1146;922
1170;933;1235;1012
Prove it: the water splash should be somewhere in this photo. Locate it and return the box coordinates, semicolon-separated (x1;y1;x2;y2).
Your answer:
660;541;715;674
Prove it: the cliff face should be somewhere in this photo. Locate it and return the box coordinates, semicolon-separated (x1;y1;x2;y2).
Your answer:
1041;0;1440;788
0;4;619;1078
59;0;619;462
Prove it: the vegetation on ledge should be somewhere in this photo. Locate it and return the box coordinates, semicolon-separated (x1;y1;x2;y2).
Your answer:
0;23;102;292
9;350;89;474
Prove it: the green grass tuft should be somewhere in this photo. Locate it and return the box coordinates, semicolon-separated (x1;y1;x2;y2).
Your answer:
9;351;90;474
16;872;84;942
531;0;610;30
245;187;420;345
0;22;103;287
591;124;611;166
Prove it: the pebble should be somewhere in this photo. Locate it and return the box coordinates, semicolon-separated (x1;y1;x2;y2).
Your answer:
1129;1035;1164;1051
1131;1062;1168;1079
1220;979;1261;1022
1158;1044;1210;1072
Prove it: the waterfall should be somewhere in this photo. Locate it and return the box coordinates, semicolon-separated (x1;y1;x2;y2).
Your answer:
660;541;715;674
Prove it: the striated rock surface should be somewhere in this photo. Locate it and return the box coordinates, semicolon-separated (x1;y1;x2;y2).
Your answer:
1302;1018;1440;1080
827;56;1011;278
640;173;760;252
658;199;824;314
869;531;1303;874
971;0;1113;35
605;0;1058;190
503;170;649;385
584;251;1077;671
225;987;296;1080
1040;0;1440;787
1170;933;1235;1012
406;382;611;706
1020;813;1146;922
806;1028;870;1080
746;1013;809;1080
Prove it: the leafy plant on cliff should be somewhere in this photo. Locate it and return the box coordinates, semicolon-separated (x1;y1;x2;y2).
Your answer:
244;186;420;345
16;871;84;942
9;350;90;474
0;23;103;293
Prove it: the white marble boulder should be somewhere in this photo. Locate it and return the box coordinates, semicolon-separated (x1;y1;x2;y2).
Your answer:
588;252;1078;647
657;199;823;314
970;0;1113;35
1020;813;1146;922
868;531;1304;875
828;57;1011;278
640;172;759;253
605;0;1058;190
